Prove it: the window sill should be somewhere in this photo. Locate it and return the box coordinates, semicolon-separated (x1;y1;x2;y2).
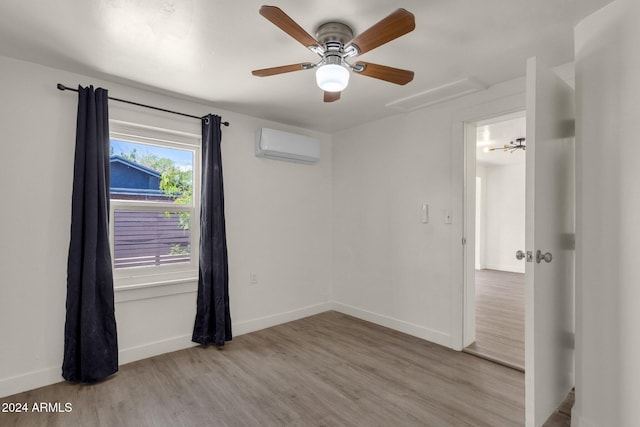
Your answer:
114;277;198;303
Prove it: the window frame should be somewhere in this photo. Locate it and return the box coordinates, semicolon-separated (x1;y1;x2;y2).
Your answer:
108;120;201;290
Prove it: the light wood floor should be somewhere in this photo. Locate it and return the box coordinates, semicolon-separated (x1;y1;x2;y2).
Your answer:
1;311;572;426
464;269;525;371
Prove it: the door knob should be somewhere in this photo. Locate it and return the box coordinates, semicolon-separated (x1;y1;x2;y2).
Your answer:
515;250;525;260
536;250;552;263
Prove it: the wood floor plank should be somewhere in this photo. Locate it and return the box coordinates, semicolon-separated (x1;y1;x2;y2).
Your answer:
1;311;526;427
464;269;525;370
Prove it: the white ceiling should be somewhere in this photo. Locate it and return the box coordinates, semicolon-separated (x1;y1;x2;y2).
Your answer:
0;0;612;133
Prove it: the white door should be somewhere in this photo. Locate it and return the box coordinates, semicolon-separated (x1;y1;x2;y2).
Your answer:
524;57;575;427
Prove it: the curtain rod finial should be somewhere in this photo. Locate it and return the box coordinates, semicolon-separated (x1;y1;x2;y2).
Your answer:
57;83;66;91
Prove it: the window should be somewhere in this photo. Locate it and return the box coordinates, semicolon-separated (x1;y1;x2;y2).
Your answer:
109;121;200;288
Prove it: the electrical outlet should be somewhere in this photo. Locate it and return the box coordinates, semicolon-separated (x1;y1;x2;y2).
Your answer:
444;210;452;224
249;273;258;284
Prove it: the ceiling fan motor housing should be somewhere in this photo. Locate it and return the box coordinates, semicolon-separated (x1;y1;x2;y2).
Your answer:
315;22;354;46
314;21;360;74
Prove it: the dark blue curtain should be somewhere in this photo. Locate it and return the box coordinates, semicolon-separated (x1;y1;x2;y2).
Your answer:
62;86;118;382
192;114;232;346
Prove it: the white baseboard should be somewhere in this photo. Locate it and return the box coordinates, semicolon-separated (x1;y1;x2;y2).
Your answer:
483;263;525;274
0;366;62;399
120;302;334;365
330;302;451;348
0;335;198;398
119;334;199;366
233;302;333;336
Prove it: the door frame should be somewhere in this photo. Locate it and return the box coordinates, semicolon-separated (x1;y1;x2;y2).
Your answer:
449;93;525;350
466;110;528;348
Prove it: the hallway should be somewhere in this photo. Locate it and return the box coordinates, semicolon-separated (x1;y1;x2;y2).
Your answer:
464;269;525;371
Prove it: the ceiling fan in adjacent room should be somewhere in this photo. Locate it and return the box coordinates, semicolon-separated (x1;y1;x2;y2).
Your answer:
484;137;527;153
252;6;416;102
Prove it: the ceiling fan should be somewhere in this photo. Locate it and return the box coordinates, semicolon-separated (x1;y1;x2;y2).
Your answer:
252;6;416;102
484;137;527;153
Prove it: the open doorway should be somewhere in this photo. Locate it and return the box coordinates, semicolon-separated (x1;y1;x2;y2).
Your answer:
463;112;526;371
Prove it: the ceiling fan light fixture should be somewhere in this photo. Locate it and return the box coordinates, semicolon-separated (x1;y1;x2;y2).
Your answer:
316;63;350;92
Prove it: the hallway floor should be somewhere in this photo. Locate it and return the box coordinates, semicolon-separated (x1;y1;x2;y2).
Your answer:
464;269;525;371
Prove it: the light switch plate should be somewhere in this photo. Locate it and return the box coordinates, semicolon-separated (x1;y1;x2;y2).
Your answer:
421;203;429;223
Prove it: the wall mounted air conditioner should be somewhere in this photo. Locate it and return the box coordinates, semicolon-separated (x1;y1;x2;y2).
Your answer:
255;128;320;164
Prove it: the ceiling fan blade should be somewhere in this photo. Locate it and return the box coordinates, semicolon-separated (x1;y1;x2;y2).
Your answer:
324;91;341;102
353;62;414;85
259;6;320;49
252;63;313;77
347;9;415;55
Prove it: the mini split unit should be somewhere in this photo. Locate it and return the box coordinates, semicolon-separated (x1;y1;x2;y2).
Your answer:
255;128;320;164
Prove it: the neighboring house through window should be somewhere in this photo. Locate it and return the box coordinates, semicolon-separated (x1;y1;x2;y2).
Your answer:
109;120;200;288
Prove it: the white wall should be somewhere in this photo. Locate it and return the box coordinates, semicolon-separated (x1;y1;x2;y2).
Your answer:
0;55;333;397
574;1;640;426
481;162;526;273
332;76;527;347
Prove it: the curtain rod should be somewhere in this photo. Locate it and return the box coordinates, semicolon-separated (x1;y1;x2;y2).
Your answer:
57;83;230;127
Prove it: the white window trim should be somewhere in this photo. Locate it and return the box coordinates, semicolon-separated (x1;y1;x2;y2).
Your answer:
109;120;201;292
